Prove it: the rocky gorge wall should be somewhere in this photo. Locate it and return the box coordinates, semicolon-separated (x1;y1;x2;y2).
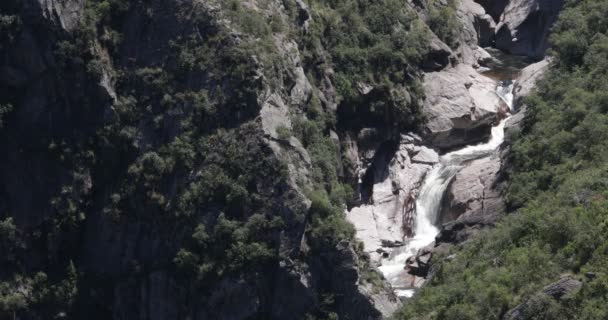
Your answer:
0;0;422;318
0;0;563;319
346;0;559;300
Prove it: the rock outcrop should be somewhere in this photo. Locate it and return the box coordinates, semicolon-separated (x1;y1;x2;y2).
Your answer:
505;58;551;140
474;0;509;22
436;57;552;248
456;0;496;65
504;276;582;320
347;134;437;262
495;0;564;59
513;58;551;109
29;0;84;31
439;155;505;225
422;64;501;150
460;0;497;48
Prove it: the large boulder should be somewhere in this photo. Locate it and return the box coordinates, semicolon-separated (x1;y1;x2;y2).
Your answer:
505;58;551;141
28;0;84;32
495;0;564;59
513;58;551;109
439;156;505;224
422;64;501;150
434;155;505;246
423;34;454;71
504;276;582;320
435;211;500;245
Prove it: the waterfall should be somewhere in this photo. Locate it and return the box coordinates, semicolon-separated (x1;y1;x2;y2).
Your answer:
378;79;515;298
496;80;515;111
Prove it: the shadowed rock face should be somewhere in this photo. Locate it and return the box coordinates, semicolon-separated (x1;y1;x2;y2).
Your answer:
347;134;437;263
423;34;454;71
474;0;509;22
439;156;505;225
512;58;551;109
436;59;551;249
495;0;565;59
1;1;406;319
504;276;582;320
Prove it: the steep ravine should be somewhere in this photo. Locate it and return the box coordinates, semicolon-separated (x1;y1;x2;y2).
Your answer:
381;66;518;297
0;0;562;319
346;0;561;303
348;52;528;297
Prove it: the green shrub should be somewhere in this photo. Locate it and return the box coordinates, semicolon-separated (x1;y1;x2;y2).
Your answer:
427;0;460;47
0;104;13;128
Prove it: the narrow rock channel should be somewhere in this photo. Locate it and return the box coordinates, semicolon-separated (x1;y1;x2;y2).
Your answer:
347;50;531;298
380;72;516;298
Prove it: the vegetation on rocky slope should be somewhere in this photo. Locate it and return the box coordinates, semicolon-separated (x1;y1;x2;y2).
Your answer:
399;0;608;318
0;0;460;318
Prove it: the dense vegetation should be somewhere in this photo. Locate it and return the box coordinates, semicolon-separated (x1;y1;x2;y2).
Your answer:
0;0;456;318
0;0;296;317
399;0;608;318
300;0;433;132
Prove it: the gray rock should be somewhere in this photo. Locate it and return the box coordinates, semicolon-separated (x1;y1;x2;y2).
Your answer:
455;0;495;64
435;211;500;245
423;33;454;71
504;104;527;143
359;284;402;318
381;239;405;248
260;92;291;140
495;0;564;59
542;276;582;300
513;58;551;109
474;46;494;67
504;276;582;320
275;39;313;107
422;64;501;150
440;156;505;224
406;247;433;277
342;133;362;187
34;0;84;31
504;59;550;141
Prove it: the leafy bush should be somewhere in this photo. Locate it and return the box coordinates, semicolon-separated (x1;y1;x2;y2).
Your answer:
0;104;13;128
300;0;430;131
174;212;283;286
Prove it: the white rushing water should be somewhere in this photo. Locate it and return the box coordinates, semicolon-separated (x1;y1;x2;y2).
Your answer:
378;79;515;298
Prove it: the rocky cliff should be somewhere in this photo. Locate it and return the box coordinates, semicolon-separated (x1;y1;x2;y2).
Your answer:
0;0;458;318
0;0;564;319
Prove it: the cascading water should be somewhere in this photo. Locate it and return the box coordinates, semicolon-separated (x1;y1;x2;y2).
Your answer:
496;80;515;111
378;77;516;298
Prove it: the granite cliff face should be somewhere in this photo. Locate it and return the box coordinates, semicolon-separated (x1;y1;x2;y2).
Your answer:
0;0;421;318
474;0;565;59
